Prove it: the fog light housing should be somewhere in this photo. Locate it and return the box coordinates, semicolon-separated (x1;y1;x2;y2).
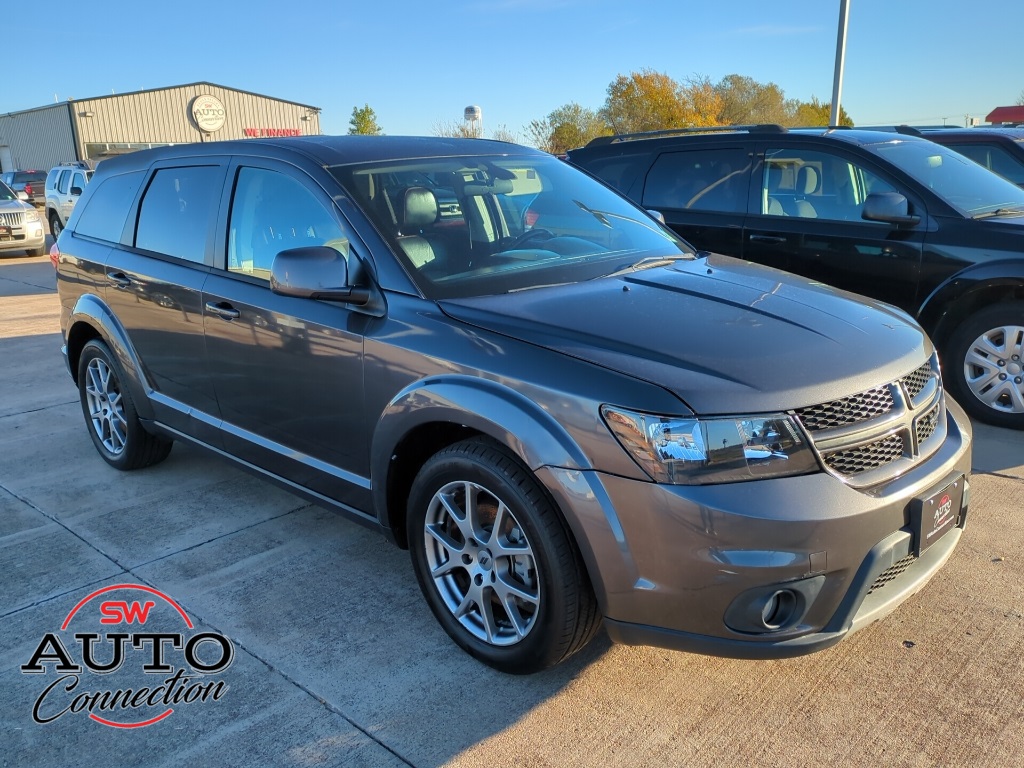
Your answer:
724;575;825;634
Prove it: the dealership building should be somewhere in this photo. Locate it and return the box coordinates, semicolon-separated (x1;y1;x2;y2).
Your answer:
0;81;321;173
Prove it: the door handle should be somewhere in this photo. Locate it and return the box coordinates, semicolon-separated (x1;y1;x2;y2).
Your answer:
106;271;131;288
748;234;787;244
205;301;240;320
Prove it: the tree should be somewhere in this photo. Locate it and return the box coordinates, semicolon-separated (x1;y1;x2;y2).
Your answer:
490;124;520;144
1017;90;1024;106
432;120;483;138
714;74;795;126
601;70;690;134
679;75;724;127
527;103;610;154
348;104;383;135
792;97;854;127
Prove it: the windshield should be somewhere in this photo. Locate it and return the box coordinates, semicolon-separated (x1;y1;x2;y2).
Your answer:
870;139;1024;217
330;153;693;298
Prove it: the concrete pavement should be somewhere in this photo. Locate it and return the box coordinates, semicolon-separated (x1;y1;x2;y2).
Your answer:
1;251;1022;767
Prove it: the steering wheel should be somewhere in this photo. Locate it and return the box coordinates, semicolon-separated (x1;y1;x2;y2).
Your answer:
502;228;555;251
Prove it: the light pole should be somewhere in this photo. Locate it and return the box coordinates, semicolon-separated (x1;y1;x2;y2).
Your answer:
830;0;851;127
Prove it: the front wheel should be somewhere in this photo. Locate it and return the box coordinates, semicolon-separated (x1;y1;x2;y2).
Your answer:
407;438;600;674
945;301;1024;429
77;340;173;469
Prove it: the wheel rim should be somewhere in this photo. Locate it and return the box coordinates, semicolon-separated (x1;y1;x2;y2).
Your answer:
963;323;1024;414
84;357;128;455
51;218;61;237
423;480;540;646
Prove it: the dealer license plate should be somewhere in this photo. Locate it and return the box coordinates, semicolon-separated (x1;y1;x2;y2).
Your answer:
910;473;965;555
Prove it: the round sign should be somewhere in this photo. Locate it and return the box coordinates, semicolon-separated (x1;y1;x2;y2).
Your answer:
191;94;227;133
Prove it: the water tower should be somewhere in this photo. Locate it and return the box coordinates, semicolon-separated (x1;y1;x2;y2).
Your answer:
464;105;482;135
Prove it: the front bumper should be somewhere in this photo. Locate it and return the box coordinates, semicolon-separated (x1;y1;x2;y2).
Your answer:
0;218;45;253
538;399;973;658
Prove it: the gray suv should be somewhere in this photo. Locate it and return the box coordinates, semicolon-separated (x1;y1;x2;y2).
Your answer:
53;136;972;673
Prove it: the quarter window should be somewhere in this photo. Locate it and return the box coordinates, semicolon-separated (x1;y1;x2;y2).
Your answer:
761;148;896;221
642;149;750;214
73;171;145;243
136;166;223;264
227;167;349;280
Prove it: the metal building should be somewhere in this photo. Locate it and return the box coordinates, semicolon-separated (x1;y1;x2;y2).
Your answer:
0;81;321;172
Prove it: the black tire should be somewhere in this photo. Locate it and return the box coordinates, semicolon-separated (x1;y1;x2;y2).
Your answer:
407;438;600;674
77;339;173;470
28;246;46;257
945;301;1024;429
49;212;62;239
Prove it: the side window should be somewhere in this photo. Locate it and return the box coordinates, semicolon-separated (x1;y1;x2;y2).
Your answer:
945;143;1024;186
57;171;71;195
581;152;649;194
761;148;897;221
227;167;349;280
136;166;223;264
71;172;86;194
73;171;145;242
642;149;749;214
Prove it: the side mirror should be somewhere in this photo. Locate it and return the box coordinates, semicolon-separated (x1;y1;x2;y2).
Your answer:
71;186;83;196
270;246;371;305
16;190;30;202
862;192;921;226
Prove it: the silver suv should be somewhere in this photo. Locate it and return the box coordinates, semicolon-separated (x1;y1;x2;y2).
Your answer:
45;162;93;238
0;179;46;256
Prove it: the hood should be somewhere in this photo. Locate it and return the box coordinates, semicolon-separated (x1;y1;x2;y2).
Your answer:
0;199;31;212
439;254;930;415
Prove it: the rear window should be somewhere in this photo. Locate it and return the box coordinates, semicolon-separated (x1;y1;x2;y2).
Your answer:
15;171;46;184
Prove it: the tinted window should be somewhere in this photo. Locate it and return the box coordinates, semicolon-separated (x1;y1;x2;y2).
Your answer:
579;152;649;194
943;143;1024;186
73;171;145;242
642;149;749;214
227;167;349;280
136;166;223;264
761;148;896;221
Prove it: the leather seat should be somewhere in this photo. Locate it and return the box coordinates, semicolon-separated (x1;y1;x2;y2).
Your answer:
395;187;445;269
794;166;820;218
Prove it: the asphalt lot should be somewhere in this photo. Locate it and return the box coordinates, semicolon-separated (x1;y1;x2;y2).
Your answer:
1;238;1023;767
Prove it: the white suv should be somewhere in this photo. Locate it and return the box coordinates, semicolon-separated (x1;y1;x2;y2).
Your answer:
45;162;93;237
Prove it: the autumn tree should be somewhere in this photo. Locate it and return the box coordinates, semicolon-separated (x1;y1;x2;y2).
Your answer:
490;124;520;144
714;74;796;126
527;103;609;154
601;70;691;134
792;96;854;127
432;120;483;138
348;104;383;135
679;75;724;127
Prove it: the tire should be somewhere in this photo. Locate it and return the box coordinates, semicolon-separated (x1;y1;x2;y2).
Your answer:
77;340;173;470
28;246;46;257
49;212;62;239
407;438;600;674
945;301;1024;429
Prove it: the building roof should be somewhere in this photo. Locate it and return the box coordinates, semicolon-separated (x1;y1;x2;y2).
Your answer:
986;106;1024;124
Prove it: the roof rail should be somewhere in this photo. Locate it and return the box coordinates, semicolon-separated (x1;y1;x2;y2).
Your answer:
585;124;787;147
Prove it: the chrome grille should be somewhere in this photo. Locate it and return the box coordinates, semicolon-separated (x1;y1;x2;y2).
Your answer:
902;360;933;400
796;385;894;431
822;434;905;476
915;402;941;445
866;554;917;595
0;211;25;227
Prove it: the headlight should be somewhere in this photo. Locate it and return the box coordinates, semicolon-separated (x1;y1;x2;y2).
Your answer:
23;208;41;223
601;406;819;485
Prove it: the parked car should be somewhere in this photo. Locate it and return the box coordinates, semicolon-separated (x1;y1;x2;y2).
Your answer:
45;162;93;238
54;136;971;673
0;170;46;207
568;125;1024;429
0;179;46;256
861;125;1024;188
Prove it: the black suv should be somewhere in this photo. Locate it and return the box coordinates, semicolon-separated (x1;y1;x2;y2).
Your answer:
568;126;1024;429
54;136;971;673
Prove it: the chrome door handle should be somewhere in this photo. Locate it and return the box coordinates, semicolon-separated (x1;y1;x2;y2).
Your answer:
106;271;131;288
205;301;240;320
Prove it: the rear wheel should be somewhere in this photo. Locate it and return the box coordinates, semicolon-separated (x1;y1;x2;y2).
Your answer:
946;302;1024;429
407;438;600;674
78;340;173;470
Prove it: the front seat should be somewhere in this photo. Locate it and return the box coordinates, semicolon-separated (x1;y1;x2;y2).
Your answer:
794;166;820;218
395;187;445;270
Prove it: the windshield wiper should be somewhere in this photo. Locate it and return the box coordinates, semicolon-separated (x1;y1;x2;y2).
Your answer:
972;206;1024;220
604;255;691;277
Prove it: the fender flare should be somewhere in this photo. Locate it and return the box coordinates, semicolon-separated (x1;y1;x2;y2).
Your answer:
917;260;1024;344
66;293;155;421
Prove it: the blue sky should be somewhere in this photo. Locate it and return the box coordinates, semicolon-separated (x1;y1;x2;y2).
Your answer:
8;1;1023;141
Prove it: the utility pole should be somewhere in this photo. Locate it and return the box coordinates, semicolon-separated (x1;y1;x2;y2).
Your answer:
830;0;851;127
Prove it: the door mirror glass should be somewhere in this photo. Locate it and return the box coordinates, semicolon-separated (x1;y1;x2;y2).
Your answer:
270;246;369;304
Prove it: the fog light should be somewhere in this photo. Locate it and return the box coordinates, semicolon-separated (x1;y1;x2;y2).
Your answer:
761;589;797;629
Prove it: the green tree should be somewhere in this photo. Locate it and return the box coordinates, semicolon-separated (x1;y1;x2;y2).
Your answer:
792;97;854;127
348;104;383;135
601;70;690;134
527;103;609;154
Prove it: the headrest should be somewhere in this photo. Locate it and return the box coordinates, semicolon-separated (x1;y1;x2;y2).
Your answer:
399;187;438;230
797;166;820;195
